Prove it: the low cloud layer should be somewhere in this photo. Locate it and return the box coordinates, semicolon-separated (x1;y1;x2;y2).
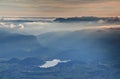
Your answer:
0;22;24;29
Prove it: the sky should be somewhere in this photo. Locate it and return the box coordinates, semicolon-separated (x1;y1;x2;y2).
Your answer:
0;0;120;17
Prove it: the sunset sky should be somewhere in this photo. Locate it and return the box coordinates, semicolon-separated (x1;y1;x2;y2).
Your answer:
0;0;120;17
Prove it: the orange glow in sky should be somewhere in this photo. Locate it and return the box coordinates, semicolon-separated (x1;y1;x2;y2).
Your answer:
0;0;119;17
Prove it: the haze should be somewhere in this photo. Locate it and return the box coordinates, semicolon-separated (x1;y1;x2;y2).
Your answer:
0;0;120;17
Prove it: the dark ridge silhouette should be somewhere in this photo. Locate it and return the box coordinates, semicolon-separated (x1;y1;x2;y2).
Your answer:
54;16;120;23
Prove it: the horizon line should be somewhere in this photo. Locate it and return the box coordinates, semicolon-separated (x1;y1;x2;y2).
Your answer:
0;16;120;18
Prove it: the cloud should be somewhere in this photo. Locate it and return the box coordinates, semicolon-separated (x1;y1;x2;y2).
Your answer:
0;0;119;17
39;59;70;68
0;22;24;29
18;24;24;29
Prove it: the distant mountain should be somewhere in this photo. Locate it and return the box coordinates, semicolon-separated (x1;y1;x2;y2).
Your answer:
54;17;101;22
0;30;52;59
0;29;120;79
1;58;119;79
1;57;44;65
54;16;120;23
38;29;120;63
20;57;44;65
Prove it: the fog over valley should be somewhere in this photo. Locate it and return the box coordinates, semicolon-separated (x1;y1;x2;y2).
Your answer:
0;17;120;79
